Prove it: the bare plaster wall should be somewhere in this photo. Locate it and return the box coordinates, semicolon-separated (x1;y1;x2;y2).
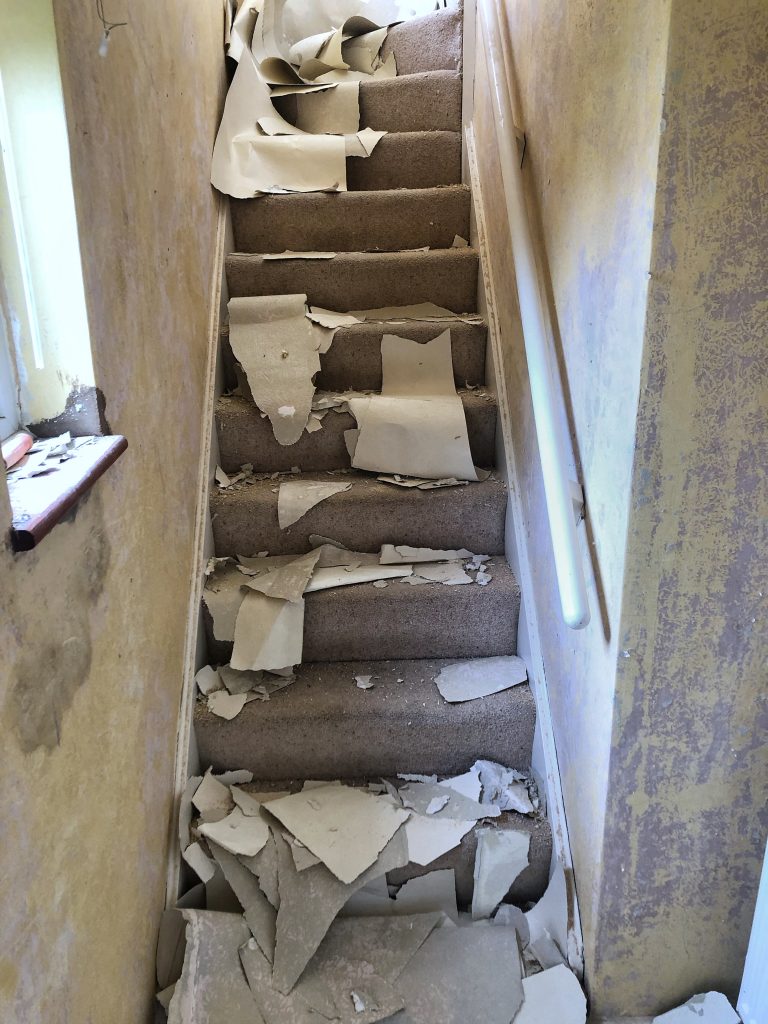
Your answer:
472;0;670;982
0;1;226;1021
594;0;768;1014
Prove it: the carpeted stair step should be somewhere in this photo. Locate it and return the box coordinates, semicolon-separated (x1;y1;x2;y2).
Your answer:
274;70;462;134
230;186;470;254
226;247;478;312
315;317;486;391
210;471;507;556
387;811;552;909
216;389;496;473
195;658;534;779
221;317;487;394
382;5;463;75
359;70;462;132
227;778;552;908
347;131;462;190
204;556;519;664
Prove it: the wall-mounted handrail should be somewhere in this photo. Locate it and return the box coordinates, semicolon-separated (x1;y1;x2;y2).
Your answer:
478;0;590;629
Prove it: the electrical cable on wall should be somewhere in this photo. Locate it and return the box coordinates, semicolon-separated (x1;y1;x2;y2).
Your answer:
96;0;127;57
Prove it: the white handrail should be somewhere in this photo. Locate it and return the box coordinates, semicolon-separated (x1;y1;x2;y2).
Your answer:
478;0;590;629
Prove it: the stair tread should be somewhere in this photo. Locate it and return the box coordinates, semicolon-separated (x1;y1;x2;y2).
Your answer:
210;470;507;557
216;388;497;474
226;247;479;313
195;657;534;780
230;186;471;254
382;5;463;75
347;131;462;191
204;556;520;663
275;70;462;134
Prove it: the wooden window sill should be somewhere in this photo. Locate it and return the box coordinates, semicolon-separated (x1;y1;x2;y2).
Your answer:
5;434;127;551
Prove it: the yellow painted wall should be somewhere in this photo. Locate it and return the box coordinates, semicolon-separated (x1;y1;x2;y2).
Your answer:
474;0;766;1015
472;0;670;988
0;1;226;1020
595;0;768;1014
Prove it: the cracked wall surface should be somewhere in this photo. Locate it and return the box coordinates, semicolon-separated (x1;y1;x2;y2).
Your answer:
0;0;226;1020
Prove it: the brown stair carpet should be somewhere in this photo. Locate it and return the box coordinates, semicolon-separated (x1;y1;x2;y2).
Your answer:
200;3;552;908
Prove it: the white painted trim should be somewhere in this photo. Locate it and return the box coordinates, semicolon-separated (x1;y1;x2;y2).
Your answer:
467;122;585;976
476;0;590;630
460;0;477;184
738;838;768;1024
164;195;229;907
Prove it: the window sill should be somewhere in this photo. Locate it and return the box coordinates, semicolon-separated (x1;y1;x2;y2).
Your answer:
6;434;127;551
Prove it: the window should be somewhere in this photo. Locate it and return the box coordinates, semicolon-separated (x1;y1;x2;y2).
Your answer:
0;0;96;436
0;0;126;549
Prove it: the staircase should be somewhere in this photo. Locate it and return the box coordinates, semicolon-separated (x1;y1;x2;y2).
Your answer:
195;4;551;911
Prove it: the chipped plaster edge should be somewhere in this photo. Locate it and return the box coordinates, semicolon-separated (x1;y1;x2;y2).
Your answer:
466;121;585;977
164;193;229;907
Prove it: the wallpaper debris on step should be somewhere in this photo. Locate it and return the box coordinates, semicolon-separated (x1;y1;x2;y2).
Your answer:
214;0;446;196
157;762;589;1023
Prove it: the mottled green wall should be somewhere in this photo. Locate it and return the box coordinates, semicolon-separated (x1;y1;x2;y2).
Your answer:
0;2;225;1021
594;0;768;1014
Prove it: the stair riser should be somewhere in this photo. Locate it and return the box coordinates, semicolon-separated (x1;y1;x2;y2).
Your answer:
210;477;507;557
273;71;462;134
196;680;534;780
317;320;486;391
216;394;497;474
382;6;463;75
222;321;487;394
230;187;470;254
388;817;552;909
225;249;479;313
359;71;462;133
204;571;519;664
347;132;462;190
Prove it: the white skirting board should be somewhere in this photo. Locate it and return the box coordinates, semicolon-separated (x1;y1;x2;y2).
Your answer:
467;122;585;977
738;840;768;1024
164;196;232;907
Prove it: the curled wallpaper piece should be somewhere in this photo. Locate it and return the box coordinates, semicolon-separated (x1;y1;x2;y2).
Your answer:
293;81;360;133
347;331;483;480
231;590;305;672
345;126;387;157
471;828;530;919
261;250;337;259
305;564;412;591
278;479;352;528
435;656;529;703
228;295;329;445
215;1;401;196
380;544;474;563
168;911;258;1024
342;26;388;73
212;46;348;197
513;965;587;1024
307;307;362;329
277;0;441;47
242;549;322;601
350;302;485;324
227;0;262;63
198;806;271;859
266;784;409;884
